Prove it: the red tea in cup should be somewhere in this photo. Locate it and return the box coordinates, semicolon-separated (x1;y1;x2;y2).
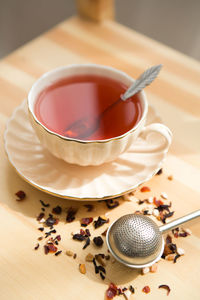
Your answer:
35;74;142;140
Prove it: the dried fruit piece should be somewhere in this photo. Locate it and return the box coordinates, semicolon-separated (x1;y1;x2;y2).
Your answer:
94;216;109;229
105;199;119;209
52;205;62;215
95;254;105;266
47;243;58;253
66;207;78;222
93;236;104;247
166;254;176;261
85;253;94;262
153;197;164;207
140;186;151;192
142;286;150;294
79;263;86;274
81;217;93;227
106;283;118;299
45;216;58;227
73;233;87;241
15;190;26;201
150;263;158;273
66;250;73;256
158;284;171;295
37;212;45;222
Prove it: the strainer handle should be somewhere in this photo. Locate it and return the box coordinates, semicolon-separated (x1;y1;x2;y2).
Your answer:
159;210;200;233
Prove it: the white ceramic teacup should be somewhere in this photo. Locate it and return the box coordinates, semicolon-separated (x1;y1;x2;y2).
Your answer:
28;64;172;166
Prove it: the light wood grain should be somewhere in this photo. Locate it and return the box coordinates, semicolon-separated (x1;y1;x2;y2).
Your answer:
0;16;200;300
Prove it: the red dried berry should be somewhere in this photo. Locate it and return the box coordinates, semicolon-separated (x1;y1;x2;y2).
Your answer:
15;190;26;201
142;286;151;294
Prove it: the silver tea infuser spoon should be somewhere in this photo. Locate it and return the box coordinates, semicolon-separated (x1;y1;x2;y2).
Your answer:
106;210;200;268
64;64;162;139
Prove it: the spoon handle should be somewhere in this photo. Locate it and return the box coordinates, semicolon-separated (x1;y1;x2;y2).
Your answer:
121;64;162;101
159;209;200;233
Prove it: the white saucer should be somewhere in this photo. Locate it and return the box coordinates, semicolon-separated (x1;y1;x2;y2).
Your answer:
4;100;168;201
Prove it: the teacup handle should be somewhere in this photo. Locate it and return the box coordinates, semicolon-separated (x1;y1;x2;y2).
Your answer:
140;123;172;152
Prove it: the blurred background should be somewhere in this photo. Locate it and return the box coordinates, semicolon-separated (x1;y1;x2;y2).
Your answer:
1;0;200;60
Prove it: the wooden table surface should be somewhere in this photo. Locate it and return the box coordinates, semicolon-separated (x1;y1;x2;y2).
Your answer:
0;16;200;300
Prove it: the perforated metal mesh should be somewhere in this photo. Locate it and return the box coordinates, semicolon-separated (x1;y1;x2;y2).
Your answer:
107;214;163;266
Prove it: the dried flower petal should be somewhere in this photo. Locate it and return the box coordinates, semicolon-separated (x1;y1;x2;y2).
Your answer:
158;284;171;295
101;228;108;236
83;237;90;249
47;243;58;253
94;216;109;229
153;197;164;207
81;217;93;227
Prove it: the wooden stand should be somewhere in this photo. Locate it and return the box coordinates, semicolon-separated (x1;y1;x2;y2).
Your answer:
76;0;115;21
